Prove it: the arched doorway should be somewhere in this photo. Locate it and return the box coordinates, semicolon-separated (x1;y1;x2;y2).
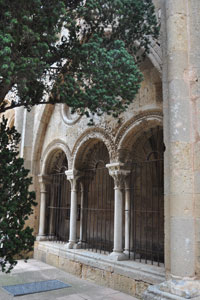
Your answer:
129;126;164;265
45;151;71;242
79;141;114;253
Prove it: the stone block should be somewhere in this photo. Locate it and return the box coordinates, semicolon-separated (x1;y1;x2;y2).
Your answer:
58;257;82;277
166;14;188;52
82;265;105;285
168;80;189;102
194;195;200;217
165;0;187;16
194;171;200;194
194;142;200;170
170;217;195;277
112;273;136;296
46;253;59;268
169;99;192;143
170;194;194;217
135;281;149;299
169;142;193;170
169;169;194;196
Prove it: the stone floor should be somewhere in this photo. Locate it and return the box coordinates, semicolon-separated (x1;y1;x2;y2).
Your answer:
0;259;139;300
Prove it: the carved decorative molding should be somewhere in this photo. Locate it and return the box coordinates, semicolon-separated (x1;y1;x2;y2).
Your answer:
65;169;83;191
60;104;82;125
72;127;116;169
115;110;163;147
40;139;72;174
38;174;51;192
106;163;130;189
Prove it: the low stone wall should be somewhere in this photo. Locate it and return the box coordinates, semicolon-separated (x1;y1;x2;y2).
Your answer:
34;241;165;299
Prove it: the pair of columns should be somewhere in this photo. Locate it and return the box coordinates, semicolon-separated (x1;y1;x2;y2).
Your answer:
37;170;82;246
37;164;131;260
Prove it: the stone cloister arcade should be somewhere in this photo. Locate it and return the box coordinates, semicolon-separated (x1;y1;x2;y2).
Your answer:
10;1;200;298
37;120;164;267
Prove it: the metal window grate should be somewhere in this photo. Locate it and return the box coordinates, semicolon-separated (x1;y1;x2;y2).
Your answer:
45;173;71;242
128;159;164;266
81;164;114;254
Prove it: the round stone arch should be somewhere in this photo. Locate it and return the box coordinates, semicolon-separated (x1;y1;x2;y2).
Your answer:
72;130;115;254
115;110;163;163
38;140;72;243
40;139;72;175
72;128;115;170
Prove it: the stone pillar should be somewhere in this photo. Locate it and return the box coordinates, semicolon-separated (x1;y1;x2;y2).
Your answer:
144;0;200;298
107;163;129;261
65;170;80;249
124;177;131;256
164;0;195;280
37;175;49;241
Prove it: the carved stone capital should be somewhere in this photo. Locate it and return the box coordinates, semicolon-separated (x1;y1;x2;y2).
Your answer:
65;169;83;191
38;174;51;193
106;163;130;189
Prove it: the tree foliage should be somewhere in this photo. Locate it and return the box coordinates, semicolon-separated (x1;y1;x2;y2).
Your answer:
0;117;37;273
0;0;159;119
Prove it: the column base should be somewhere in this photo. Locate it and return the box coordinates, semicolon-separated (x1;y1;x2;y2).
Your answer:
143;280;200;299
76;241;83;249
123;250;140;259
109;251;127;261
66;241;80;249
36;235;47;241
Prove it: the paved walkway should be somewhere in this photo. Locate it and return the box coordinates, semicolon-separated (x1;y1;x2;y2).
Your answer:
0;259;139;300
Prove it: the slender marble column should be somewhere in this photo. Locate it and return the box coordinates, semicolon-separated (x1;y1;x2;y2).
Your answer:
107;163;129;261
78;181;84;245
37;175;49;241
124;178;131;256
65;170;80;249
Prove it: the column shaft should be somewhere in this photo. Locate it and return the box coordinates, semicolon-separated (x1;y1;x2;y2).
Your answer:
65;170;80;249
124;184;131;254
113;187;123;253
38;191;47;236
69;188;77;244
79;182;84;243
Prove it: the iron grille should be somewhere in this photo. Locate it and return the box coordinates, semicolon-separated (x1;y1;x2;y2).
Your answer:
128;159;164;265
81;164;114;253
45;173;71;242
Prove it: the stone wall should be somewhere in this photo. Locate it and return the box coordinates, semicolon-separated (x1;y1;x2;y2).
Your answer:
34;241;165;299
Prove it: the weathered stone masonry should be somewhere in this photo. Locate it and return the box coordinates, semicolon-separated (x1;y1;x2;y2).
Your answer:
11;0;200;299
